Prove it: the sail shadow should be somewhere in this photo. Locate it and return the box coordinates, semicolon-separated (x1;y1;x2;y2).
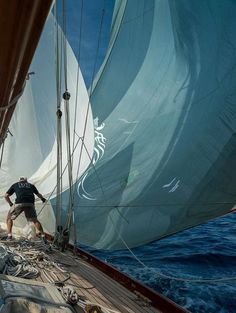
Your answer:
63;143;134;246
184;133;236;220
91;1;154;122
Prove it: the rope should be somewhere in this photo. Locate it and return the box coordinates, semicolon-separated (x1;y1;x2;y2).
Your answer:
0;245;39;279
57;2;107;247
63;2;106;250
71;0;84;159
38;202;236;208
90;0;128;96
71;130;236;285
72;3;106;201
0;82;26;111
0;240;73;281
66;135;236;285
37;136;82;217
55;1;63;230
0;138;5;168
70;1;84;248
0;240;92;312
64;92;74;233
69;135;236;285
62;0;68;91
51;1;106;250
100;214;236;284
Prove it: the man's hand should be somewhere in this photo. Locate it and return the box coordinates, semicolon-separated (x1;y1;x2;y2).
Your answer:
5;193;13;207
41;197;46;203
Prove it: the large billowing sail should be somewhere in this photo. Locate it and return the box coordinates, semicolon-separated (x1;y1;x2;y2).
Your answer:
1;1;236;251
0;15;94;234
68;0;236;249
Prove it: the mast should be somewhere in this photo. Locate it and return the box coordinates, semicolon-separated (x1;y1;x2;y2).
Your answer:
0;0;53;145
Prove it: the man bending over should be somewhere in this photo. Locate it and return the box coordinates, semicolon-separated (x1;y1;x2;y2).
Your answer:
4;176;47;241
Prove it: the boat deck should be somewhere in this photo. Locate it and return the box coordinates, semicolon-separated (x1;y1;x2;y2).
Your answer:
36;248;160;313
0;239;161;313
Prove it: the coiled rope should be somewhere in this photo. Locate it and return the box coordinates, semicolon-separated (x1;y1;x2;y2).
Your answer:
0;239;120;312
0;244;39;279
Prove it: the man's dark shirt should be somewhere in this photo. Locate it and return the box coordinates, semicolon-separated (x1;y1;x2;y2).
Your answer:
7;182;39;204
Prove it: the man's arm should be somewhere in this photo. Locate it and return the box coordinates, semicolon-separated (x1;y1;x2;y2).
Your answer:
4;193;13;206
32;184;46;203
36;192;46;203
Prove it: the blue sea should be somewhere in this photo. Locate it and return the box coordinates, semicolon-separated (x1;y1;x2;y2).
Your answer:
84;213;236;313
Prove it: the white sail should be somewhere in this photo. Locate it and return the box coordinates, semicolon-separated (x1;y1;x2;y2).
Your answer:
0;14;94;234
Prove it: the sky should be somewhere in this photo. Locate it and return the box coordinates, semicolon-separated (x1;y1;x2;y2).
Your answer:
57;0;115;88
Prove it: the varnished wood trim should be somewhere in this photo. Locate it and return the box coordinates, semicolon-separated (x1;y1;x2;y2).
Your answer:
0;0;53;141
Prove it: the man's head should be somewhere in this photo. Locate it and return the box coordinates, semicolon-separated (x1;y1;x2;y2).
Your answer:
19;176;27;182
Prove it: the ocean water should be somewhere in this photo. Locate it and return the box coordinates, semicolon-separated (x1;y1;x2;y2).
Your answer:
84;213;236;313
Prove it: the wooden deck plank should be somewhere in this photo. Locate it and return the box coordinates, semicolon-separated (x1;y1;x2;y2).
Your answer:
52;252;135;311
72;264;144;313
39;249;159;313
66;253;160;313
0;240;176;313
70;273;113;309
36;255;128;312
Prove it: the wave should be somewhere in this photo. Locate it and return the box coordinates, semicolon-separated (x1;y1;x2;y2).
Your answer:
86;214;236;313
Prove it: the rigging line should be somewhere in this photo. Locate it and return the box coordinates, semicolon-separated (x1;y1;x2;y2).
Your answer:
37;136;82;217
107;214;236;285
72;0;84;160
73;131;107;201
69;130;132;248
59;0;76;236
88;2;106;96
55;2;63;229
65;2;85;239
56;116;63;227
73;130;132;226
43;202;236;208
71;3;106;200
67;3;106;238
62;0;68;91
36;202;236;209
68;3;106;202
70;133;94;248
69;140;236;284
55;2;60;228
0;139;5;168
91;0;128;96
0;129;13;167
122;6;154;25
75;132;111;207
70;133;228;228
58;12;64;227
55;3;63;109
64;93;75;232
